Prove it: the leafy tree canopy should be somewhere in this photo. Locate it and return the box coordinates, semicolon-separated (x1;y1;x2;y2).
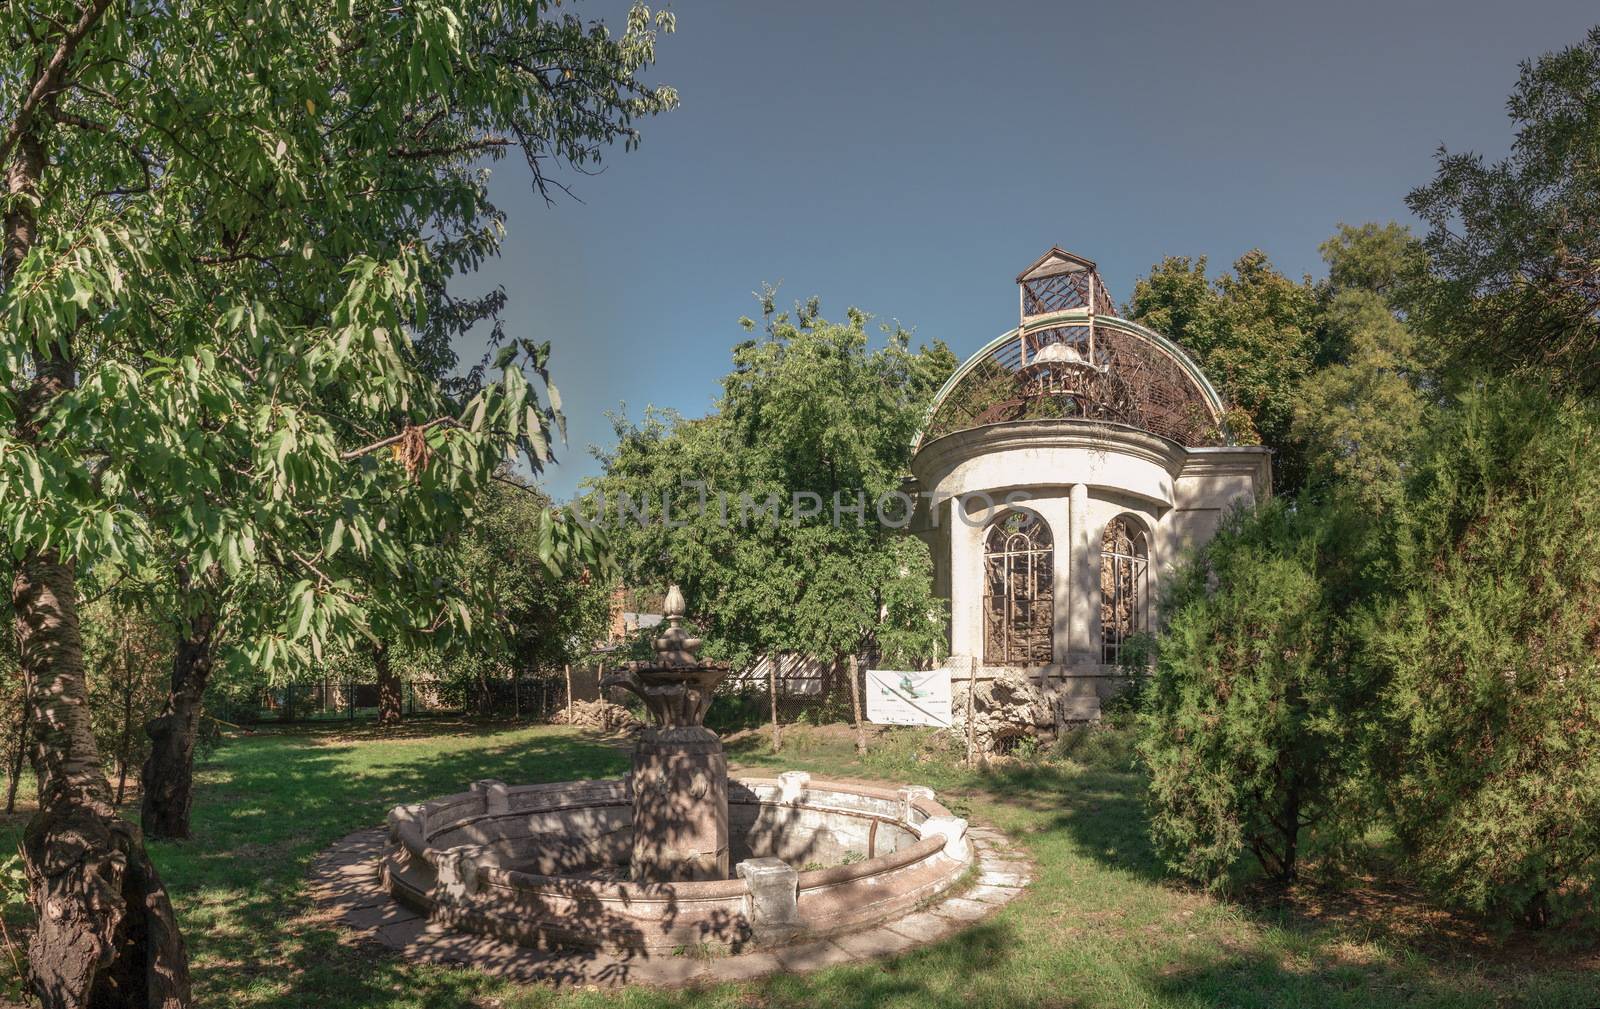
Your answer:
1408;25;1600;394
1292;222;1436;512
1;0;673;677
0;2;673;1000
387;475;615;689
589;298;954;670
1127;251;1318;491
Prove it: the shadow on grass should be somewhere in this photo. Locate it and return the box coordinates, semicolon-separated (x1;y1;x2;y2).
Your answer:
87;719;1599;1009
575;921;1021;1009
157;722;633;1007
970;736;1600;985
976;758;1164;881
1127;942;1600;1009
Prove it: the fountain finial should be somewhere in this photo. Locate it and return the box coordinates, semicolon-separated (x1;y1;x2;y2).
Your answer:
602;583;726;731
652;583;701;665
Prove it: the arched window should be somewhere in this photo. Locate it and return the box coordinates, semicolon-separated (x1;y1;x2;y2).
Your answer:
1101;516;1149;664
983;510;1053;665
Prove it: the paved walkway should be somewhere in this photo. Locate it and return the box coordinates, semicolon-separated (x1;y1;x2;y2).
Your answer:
307;822;1034;988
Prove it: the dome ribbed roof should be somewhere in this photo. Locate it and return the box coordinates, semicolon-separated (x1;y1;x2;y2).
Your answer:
911;249;1232;453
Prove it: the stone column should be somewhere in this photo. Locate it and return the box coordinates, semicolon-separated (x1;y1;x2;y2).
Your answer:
948;498;985;659
1034;495;1073;668
1069;483;1095;662
630;726;729;882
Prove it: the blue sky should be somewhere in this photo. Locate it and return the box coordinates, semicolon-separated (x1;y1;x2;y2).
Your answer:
464;0;1597;500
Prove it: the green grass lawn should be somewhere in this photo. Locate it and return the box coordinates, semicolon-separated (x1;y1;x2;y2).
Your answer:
2;720;1595;1009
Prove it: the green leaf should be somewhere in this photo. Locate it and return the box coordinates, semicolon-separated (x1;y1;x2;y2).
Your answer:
538;514;555;565
291;588;315;641
20;454;42;495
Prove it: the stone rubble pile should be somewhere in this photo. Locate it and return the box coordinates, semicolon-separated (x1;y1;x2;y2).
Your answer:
550;698;642;734
951;668;1056;753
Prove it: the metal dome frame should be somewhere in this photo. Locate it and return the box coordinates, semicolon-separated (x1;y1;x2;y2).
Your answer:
911;310;1232;455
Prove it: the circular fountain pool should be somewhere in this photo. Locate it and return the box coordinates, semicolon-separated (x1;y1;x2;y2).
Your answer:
381;771;973;954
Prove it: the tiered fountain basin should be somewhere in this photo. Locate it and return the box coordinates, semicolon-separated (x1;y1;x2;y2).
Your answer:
381;771;973;954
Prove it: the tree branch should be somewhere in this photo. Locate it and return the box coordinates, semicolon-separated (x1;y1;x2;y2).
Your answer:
339;417;462;461
387;138;512;160
0;0;114;168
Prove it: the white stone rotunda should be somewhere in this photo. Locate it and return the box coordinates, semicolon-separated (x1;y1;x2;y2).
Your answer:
906;248;1270;721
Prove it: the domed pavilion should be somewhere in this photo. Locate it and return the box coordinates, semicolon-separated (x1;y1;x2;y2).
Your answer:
906;248;1271;719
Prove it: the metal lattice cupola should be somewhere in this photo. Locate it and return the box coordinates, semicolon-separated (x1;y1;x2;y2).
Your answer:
911;248;1235;453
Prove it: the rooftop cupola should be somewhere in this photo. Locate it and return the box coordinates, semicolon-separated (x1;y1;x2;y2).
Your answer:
911;248;1233;452
1016;247;1115;322
1015;247;1117;372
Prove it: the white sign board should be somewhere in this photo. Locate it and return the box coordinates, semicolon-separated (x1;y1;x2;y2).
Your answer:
865;668;952;728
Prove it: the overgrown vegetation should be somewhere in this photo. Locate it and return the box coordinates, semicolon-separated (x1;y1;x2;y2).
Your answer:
1374;383;1600;929
1135;27;1600;935
1138;499;1379;888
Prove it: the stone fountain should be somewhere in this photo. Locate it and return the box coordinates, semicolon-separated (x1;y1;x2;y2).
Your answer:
600;584;730;882
370;586;998;967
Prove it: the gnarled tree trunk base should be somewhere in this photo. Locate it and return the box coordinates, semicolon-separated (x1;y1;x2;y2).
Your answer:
24;802;189;1009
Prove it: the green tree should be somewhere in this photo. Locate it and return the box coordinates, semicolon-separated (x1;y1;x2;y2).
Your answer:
1318;223;1423;313
590;299;952;749
1408;26;1600;394
1292;294;1428;511
1137;499;1378;888
385;477;615;716
126;0;670;835
1128;251;1318;491
0;2;673;1002
1292;223;1435;511
1372;382;1600;928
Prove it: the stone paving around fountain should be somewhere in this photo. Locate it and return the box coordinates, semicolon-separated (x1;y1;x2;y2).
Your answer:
308;814;1032;987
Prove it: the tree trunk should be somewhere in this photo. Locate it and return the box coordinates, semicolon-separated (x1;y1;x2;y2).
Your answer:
375;641;401;726
768;655;782;753
847;654;867;754
1268;781;1302;888
141;589;217;842
16;549;191;1009
10;124;190;1007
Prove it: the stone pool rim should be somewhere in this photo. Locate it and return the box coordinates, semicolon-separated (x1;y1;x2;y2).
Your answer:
380;772;979;954
310;798;1033;988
